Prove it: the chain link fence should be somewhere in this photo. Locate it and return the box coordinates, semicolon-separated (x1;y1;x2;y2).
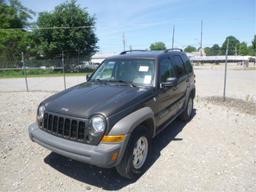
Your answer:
0;51;96;92
0;52;255;103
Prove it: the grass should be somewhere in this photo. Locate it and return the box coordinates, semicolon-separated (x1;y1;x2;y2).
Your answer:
0;69;92;78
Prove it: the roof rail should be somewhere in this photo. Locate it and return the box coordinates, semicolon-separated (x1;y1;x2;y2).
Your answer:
164;48;183;53
120;50;148;55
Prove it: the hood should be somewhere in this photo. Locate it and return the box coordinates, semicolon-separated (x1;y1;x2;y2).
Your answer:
43;82;154;118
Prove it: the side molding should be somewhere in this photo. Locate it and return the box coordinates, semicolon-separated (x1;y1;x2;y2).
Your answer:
108;107;156;137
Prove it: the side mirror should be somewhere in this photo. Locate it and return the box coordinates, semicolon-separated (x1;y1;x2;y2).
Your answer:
160;77;178;88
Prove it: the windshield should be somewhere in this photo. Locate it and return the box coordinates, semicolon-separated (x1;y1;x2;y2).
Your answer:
90;59;156;86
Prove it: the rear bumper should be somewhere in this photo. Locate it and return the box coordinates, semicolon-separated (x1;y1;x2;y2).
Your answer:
28;123;125;168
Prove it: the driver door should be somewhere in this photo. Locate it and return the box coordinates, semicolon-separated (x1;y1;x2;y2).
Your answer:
155;57;179;127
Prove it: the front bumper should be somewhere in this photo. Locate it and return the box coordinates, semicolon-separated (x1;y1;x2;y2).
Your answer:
28;123;125;168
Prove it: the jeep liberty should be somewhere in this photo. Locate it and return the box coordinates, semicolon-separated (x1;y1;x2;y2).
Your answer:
28;49;195;179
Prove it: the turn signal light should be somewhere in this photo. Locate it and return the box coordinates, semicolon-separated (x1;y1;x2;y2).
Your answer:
101;135;126;143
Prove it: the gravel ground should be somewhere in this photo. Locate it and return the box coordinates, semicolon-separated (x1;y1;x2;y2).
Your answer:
0;67;256;191
202;96;256;116
0;91;255;192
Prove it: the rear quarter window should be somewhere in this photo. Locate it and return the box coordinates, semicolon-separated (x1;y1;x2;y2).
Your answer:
172;55;186;78
182;55;193;74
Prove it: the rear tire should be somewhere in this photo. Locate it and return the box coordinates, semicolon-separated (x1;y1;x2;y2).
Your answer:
179;95;194;122
115;126;151;179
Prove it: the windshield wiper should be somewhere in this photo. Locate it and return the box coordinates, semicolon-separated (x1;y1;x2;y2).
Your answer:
91;79;104;82
106;80;137;87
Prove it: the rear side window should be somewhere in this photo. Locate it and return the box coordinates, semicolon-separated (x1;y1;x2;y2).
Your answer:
182;55;193;73
159;58;176;82
172;55;186;78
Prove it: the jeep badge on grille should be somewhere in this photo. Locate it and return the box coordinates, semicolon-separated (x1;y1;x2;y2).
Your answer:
61;107;69;112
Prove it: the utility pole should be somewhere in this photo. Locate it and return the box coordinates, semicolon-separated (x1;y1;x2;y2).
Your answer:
200;20;203;56
172;25;175;49
223;38;229;101
22;52;29;92
122;33;126;51
62;50;66;90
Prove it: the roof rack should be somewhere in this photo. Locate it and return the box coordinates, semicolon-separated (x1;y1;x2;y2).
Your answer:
119;48;183;55
164;48;183;53
120;50;148;55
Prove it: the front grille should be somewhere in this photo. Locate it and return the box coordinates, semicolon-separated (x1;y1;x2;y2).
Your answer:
41;112;90;143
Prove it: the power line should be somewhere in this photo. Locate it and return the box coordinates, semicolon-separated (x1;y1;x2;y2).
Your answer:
0;25;94;30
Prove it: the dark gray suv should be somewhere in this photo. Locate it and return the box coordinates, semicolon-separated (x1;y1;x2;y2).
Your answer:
29;49;195;179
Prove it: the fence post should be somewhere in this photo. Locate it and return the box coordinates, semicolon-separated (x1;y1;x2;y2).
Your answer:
22;52;29;92
62;51;66;90
223;39;229;101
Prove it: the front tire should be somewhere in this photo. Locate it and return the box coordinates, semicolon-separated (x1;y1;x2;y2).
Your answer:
115;126;151;179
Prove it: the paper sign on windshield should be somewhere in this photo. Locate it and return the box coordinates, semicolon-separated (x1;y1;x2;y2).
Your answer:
139;66;149;72
144;75;152;84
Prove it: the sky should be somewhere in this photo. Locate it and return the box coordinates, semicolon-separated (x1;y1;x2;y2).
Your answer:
21;0;255;53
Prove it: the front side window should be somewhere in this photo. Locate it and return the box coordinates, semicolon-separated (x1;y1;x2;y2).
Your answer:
90;59;156;86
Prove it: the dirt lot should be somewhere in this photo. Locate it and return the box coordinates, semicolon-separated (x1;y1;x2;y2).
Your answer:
0;67;256;191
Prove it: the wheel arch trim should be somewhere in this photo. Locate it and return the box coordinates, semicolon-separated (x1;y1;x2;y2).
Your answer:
107;107;156;137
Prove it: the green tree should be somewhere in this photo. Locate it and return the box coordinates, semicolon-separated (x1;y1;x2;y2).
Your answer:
0;0;34;28
211;44;221;55
249;35;256;56
252;35;256;50
239;42;248;55
221;36;240;55
247;46;255;56
34;0;98;58
204;47;211;55
0;0;34;67
204;44;221;56
9;0;34;27
150;42;166;50
184;45;196;53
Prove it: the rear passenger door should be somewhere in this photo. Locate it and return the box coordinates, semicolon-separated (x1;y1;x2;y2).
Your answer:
170;55;188;111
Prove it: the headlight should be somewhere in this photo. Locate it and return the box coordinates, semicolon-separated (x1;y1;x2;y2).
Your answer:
90;115;106;135
37;105;45;121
